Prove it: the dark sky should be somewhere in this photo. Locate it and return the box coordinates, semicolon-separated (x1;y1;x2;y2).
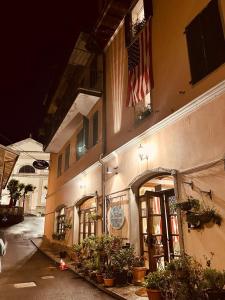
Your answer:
0;1;98;146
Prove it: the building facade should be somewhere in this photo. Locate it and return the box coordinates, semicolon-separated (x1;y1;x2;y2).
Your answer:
1;138;49;215
43;0;225;271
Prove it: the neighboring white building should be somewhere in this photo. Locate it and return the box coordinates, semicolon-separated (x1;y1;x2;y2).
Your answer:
1;138;50;215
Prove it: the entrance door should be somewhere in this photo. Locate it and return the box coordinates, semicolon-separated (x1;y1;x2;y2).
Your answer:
139;189;180;271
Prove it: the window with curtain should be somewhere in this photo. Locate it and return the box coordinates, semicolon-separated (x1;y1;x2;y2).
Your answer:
79;198;97;242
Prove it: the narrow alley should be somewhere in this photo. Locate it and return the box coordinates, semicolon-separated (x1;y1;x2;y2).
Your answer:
0;217;115;300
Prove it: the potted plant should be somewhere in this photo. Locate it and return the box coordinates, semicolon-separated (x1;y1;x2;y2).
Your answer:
104;265;115;287
111;246;134;286
165;254;204;299
131;256;147;285
144;270;166;300
186;208;222;229
202;268;225;299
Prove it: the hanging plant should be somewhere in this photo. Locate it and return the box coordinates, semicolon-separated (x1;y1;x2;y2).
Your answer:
88;212;101;221
186;208;222;229
175;197;222;230
175;197;200;212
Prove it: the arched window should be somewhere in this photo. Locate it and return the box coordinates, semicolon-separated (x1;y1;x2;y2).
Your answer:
19;165;35;174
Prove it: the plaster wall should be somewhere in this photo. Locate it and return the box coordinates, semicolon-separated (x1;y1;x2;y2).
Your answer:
105;0;225;155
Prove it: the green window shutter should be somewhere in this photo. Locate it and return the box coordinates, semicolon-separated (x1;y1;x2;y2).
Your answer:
83;116;89;150
57;154;62;177
93;111;99;146
64;144;70;170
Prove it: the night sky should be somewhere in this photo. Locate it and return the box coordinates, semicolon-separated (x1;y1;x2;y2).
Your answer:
0;1;98;146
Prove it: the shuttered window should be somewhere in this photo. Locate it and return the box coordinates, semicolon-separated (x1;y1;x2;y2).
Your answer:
64;144;70;170
93;111;99;146
57;154;62;177
185;0;225;84
76;117;89;160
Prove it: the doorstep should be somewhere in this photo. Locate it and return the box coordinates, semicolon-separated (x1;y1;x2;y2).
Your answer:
31;238;148;300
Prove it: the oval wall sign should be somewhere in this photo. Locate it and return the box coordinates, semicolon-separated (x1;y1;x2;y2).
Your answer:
33;160;49;170
110;206;124;230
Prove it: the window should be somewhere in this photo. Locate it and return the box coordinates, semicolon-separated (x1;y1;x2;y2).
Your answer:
56;207;66;239
185;0;225;84
92;111;99;146
57;154;62;177
125;0;153;46
64;144;70;170
79;198;97;242
76;117;89;160
19;165;35;173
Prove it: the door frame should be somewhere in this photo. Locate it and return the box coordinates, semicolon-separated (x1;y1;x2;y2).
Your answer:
129;168;185;260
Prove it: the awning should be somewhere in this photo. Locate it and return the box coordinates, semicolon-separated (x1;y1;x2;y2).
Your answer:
0;144;19;193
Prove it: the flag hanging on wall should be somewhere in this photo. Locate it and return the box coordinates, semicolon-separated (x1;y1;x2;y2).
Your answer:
126;19;153;107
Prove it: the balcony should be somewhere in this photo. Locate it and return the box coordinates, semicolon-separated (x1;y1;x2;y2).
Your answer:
94;0;133;48
44;63;103;153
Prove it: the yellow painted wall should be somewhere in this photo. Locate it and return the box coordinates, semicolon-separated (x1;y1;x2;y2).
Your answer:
105;0;225;154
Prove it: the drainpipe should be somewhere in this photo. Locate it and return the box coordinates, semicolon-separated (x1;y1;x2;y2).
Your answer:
99;154;106;234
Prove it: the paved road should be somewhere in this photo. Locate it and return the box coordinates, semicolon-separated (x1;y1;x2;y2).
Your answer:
0;217;115;300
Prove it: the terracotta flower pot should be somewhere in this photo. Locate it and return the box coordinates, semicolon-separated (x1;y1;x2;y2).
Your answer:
104;278;114;287
132;267;147;285
96;273;104;283
146;289;162;300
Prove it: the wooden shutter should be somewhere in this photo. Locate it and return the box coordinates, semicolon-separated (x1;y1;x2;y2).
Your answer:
186;14;206;84
93;111;99;146
76;129;84;160
125;14;132;47
57;154;62;177
144;0;153;20
65;144;70;170
83;116;89;150
186;0;225;84
201;0;225;73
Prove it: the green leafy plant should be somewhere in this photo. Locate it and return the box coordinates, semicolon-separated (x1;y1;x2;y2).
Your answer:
131;256;145;267
164;254;204;299
111;246;135;272
175;197;200;212
144;269;169;290
202;268;225;290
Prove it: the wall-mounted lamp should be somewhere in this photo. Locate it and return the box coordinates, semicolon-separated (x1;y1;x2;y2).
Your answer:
106;166;118;175
138;144;149;161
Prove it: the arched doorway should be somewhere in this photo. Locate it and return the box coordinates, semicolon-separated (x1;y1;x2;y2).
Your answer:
138;173;180;271
75;194;100;243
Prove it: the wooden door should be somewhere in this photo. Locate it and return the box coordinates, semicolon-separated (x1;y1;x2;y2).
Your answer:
139;189;180;270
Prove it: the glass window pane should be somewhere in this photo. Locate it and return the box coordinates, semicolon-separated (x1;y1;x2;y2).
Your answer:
141;201;147;217
150;197;161;214
91;222;95;234
150;216;162;234
172;236;180;256
142;218;148;234
170;216;179;235
142;235;148;252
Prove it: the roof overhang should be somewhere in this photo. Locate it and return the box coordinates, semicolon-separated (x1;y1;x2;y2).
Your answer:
0;145;19;193
45;88;101;153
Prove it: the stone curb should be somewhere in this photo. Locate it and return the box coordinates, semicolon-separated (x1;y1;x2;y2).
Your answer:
31;239;128;300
